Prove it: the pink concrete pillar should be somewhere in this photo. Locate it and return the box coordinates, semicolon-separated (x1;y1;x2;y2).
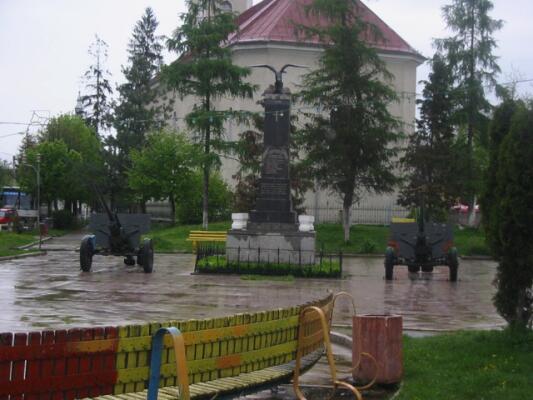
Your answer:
352;314;403;384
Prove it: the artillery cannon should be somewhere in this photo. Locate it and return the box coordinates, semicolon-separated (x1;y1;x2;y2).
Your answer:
79;187;153;273
384;207;459;281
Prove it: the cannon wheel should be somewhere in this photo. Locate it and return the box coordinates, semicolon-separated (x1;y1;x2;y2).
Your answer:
139;239;154;273
80;236;94;272
384;247;395;280
408;265;420;273
124;256;135;266
448;247;459;282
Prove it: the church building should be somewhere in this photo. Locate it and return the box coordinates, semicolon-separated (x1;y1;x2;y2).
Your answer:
165;0;425;224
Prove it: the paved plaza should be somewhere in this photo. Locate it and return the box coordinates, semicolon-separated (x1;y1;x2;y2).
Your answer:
0;240;503;333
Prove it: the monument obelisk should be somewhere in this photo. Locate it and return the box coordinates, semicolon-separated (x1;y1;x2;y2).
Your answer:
227;65;315;265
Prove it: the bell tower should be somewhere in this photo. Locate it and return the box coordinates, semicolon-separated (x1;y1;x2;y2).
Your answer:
221;0;252;14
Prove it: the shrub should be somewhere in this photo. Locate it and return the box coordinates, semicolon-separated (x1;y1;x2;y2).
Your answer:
177;172;232;224
358;238;377;254
196;256;341;278
52;209;77;230
488;102;533;328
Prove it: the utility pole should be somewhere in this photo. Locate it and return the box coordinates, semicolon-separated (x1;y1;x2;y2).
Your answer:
22;153;41;249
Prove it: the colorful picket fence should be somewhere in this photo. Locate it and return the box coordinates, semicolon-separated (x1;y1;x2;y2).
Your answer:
0;293;333;399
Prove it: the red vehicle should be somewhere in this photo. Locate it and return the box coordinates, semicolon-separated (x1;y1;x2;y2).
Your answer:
0;207;18;225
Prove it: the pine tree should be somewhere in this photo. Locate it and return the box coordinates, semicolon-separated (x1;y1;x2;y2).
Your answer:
399;55;459;221
489;102;533;328
435;0;503;219
163;0;255;229
297;0;400;242
112;8;168;210
81;35;114;136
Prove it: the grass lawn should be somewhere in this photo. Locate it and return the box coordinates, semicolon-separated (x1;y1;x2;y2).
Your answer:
0;228;69;257
397;330;533;400
149;221;489;256
0;231;39;257
150;221;231;252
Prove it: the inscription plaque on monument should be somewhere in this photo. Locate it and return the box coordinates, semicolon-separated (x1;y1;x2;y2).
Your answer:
249;86;297;224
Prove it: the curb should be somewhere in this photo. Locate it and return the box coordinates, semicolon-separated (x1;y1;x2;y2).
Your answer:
460;255;493;260
0;251;47;262
16;236;54;250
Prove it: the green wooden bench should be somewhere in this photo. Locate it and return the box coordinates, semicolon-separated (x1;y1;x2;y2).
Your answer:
186;230;227;253
0;294;334;400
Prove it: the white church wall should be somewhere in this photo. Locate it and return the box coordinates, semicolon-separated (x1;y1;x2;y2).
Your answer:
162;42;417;224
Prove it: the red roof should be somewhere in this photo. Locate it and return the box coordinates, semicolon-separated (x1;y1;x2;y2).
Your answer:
228;0;422;59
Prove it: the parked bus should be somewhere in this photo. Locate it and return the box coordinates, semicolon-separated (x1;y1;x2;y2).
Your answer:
0;186;38;222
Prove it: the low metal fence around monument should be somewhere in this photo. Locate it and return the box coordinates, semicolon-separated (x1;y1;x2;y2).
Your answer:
194;242;343;278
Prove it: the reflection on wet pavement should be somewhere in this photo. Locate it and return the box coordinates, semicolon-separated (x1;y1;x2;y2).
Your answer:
0;252;503;333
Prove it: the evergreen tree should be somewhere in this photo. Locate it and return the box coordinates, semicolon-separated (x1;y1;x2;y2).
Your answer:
435;0;503;217
112;8;168;210
399;55;459;221
0;160;12;188
164;0;255;229
81;35;114;136
480;98;519;248
297;0;400;242
489;102;533;328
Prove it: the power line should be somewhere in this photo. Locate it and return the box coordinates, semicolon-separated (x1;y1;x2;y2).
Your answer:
0;121;47;126
0;132;25;139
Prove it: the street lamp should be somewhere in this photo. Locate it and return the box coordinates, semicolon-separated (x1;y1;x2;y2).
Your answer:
22;154;41;250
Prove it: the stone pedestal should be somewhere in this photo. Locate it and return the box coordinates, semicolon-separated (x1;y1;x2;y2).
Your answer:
227;224;315;265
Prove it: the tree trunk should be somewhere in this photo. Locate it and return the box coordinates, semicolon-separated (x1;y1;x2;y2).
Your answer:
202;93;211;230
342;196;352;243
169;193;176;225
140;198;147;214
467;195;477;227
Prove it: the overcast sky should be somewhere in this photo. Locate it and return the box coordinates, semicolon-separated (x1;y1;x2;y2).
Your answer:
1;0;532;162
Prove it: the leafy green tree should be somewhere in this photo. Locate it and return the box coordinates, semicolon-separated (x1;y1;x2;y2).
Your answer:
435;0;503;216
81;35;114;136
18;141;82;212
177;171;232;224
399;55;459;221
39;114;104;213
164;0;255;229
297;0;400;242
488;102;533;328
128;131;200;223
112;8;168;210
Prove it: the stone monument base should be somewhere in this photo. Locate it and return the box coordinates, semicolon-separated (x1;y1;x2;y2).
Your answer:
227;224;316;265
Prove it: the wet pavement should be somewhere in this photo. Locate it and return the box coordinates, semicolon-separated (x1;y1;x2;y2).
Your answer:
0;246;503;333
0;236;504;398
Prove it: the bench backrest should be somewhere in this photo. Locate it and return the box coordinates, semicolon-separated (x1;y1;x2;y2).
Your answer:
0;293;333;398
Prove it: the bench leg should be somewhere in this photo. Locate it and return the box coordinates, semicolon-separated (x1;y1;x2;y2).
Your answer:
148;327;190;400
294;305;363;400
